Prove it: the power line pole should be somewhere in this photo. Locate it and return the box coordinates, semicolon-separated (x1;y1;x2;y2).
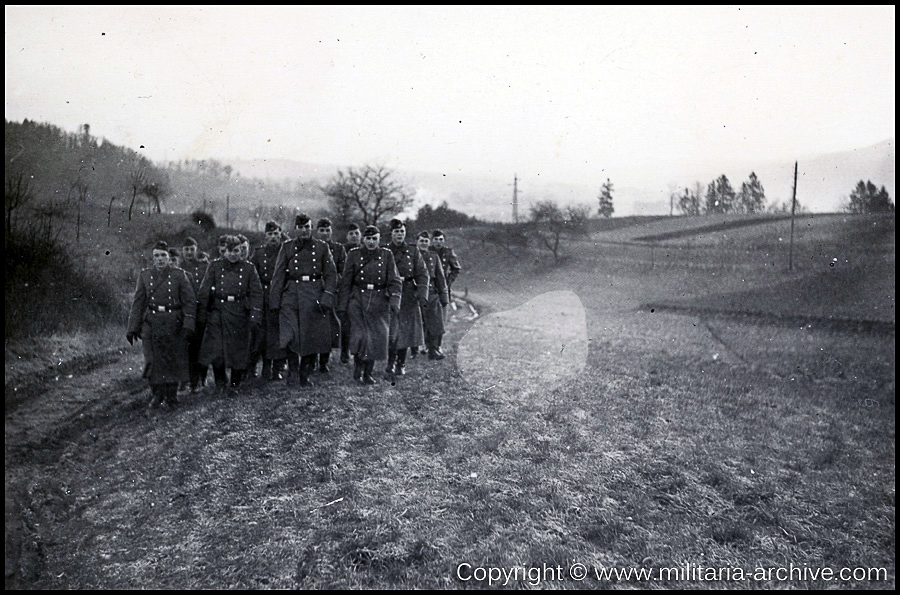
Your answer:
789;161;798;271
512;174;519;223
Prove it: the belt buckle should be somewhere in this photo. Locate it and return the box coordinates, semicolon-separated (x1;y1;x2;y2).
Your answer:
302;275;310;281
227;295;235;302
157;305;166;312
367;284;374;290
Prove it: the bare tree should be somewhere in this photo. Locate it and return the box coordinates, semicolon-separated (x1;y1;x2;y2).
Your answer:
322;164;415;227
127;160;147;221
529;200;591;263
5;170;34;239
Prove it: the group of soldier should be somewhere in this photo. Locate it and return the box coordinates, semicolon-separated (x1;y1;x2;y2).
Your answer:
126;215;461;409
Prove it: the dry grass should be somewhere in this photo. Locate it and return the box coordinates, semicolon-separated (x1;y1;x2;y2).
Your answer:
5;214;895;589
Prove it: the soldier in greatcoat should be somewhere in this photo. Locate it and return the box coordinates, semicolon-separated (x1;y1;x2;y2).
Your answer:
429;229;462;356
416;231;451;360
270;214;338;388
315;218;347;374
127;241;197;409
181;237;209;392
339;223;363;363
384;218;429;377
337;225;402;384
197;235;265;394
248;221;288;381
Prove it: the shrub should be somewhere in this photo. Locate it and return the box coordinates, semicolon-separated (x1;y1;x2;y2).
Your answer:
189;210;216;233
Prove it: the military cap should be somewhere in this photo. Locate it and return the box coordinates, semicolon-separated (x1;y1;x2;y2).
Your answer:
432;229;445;238
347;223;360;231
153;240;169;252
389;218;406;231
363;225;380;237
417;230;431;239
264;221;281;233
316;217;333;229
182;237;198;247
168;247;181;258
295;213;311;227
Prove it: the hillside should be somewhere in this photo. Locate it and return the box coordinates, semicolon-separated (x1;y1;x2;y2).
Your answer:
5;210;895;589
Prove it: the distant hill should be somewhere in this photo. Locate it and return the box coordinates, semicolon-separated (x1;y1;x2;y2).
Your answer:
222;140;895;221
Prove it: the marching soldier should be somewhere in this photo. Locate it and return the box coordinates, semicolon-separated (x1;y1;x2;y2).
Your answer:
345;223;362;252
385;218;428;378
429;229;462;356
339;223;363;363
197;235;265;395
416;231;450;360
337;225;402;384
249;221;288;381
181;237;209;393
315;218;347;374
270;214;338;388
127;241;197;409
216;234;229;260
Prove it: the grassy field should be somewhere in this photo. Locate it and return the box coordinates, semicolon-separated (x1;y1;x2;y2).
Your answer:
5;212;895;589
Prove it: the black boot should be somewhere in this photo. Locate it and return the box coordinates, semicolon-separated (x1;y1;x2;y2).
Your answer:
385;349;397;378
363;360;377;385
318;353;331;374
395;348;408;376
286;353;300;386
299;355;315;387
273;358;286;380
340;346;350;364
261;358;273;381
353;355;364;383
149;385;165;409
165;383;180;407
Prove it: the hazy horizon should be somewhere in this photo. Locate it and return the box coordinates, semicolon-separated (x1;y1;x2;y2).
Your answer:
6;6;895;198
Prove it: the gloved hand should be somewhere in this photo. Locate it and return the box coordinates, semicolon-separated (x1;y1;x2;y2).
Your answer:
440;296;450;307
126;332;139;345
417;296;428;308
390;295;401;315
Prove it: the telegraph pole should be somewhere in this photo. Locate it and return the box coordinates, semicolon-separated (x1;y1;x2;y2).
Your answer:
512;174;519;223
789;161;798;271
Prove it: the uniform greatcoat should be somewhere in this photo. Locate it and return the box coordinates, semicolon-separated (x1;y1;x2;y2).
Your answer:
386;241;429;350
324;239;348;348
250;242;287;360
197;259;264;370
419;249;450;341
269;237;338;357
337;246;402;361
127;265;197;385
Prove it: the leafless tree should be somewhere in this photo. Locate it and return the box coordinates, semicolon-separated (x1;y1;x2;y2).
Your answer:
529;200;591;263
5;170;34;239
127;160;147;221
322;164;415;227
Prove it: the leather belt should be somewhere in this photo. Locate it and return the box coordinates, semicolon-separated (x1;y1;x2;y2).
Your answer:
149;305;182;313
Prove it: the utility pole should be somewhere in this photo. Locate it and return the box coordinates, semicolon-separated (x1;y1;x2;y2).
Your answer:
226;194;230;228
789;161;798;271
512;174;519;223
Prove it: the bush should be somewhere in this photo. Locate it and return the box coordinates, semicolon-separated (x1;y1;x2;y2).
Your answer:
189;210;216;233
5;228;123;339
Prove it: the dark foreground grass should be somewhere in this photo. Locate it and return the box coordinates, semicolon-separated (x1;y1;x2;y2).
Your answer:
5;297;894;589
6;214;895;589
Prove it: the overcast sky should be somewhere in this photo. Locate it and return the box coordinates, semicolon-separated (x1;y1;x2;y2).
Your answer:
5;5;896;191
